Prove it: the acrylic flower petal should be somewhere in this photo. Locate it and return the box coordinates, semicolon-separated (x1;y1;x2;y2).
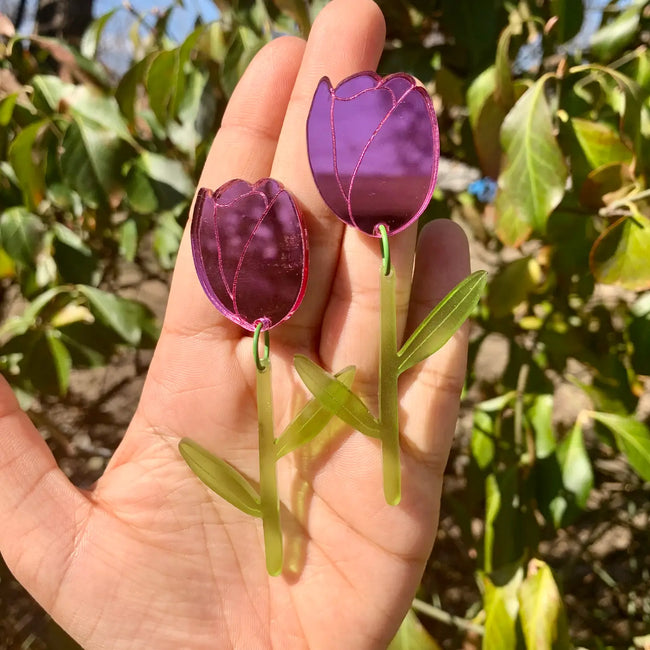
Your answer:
306;71;440;236
191;179;308;331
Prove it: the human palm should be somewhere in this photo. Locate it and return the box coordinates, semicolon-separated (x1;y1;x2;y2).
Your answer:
0;1;471;648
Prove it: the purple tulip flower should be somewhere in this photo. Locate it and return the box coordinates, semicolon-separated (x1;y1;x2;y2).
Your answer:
307;71;440;236
191;178;309;332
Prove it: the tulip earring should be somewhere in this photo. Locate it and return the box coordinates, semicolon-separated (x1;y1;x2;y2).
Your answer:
299;71;487;505
179;178;354;575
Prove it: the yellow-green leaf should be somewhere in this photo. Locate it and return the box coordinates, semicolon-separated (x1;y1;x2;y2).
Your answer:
495;75;569;245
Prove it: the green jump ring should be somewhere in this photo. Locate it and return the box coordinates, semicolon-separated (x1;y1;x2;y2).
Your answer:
377;224;391;276
253;321;270;372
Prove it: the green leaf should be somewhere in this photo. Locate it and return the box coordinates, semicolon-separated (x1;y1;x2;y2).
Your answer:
80;8;119;59
590;209;650;291
146;49;180;126
467;67;506;178
126;163;158;214
293;355;381;438
60;119;127;209
591;412;650;481
138;152;194;199
52;223;91;256
44;330;71;395
495;75;569;246
0;287;67;340
153;212;184;270
0;93;18;126
222;26;266;97
471;409;495;470
556;422;593;509
119;219;138;263
397;271;487;374
527;395;556;459
0;207;44;267
481;571;519;650
518;560;570;650
495;26;516;110
270;0;311;36
571;118;633;169
487;257;542;318
68;87;135;145
276;366;356;459
590;4;643;63
178;438;261;517
484;474;501;574
116;54;156;125
76;285;150;346
387;610;442;650
9;120;48;211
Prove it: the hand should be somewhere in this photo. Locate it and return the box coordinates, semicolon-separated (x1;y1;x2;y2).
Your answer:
0;1;470;647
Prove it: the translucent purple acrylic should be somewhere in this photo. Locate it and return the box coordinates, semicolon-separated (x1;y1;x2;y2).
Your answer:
191;178;309;331
306;71;440;236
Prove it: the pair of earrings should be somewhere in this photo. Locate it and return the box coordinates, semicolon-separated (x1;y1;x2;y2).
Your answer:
179;71;487;575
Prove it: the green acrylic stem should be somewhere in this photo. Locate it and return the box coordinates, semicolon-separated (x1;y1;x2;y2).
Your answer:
379;261;401;505
256;355;283;576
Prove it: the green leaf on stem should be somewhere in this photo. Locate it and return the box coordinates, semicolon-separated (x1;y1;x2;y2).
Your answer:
571;118;633;169
495;75;568;245
44;330;72;395
481;567;522;650
80;8;119;60
590;208;650;291
60;119;127;209
590;4;643;62
9;120;48;211
556;422;593;509
276;366;356;459
293;355;381;438
527;394;556;459
518;559;570;650
467;66;506;178
388;610;442;650
0;207;44;267
76;285;154;346
397;271;487;374
591;412;650;481
178;438;262;518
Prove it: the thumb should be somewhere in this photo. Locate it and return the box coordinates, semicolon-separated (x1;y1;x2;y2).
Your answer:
0;374;88;610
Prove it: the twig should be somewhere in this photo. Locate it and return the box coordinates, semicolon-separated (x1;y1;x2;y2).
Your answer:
412;598;485;636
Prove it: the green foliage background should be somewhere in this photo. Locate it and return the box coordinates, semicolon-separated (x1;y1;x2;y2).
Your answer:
1;0;650;648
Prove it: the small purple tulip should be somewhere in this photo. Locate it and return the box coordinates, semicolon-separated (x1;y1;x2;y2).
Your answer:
191;178;309;331
307;71;440;236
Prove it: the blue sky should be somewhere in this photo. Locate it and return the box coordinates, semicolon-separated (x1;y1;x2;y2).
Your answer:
94;0;220;42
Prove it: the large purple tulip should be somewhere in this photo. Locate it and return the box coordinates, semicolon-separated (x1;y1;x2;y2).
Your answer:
307;71;439;236
191;178;309;331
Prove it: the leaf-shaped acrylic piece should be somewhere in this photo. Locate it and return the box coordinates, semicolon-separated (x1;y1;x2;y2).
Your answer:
294;355;382;438
398;270;488;374
276;366;356;459
306;71;439;236
178;438;262;517
191;178;308;331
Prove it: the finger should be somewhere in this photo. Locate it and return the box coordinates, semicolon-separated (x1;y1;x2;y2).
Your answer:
320;225;416;399
162;36;307;341
0;375;88;611
271;0;386;346
400;220;471;468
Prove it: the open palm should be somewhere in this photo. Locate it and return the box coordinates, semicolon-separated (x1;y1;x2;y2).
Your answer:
0;1;471;648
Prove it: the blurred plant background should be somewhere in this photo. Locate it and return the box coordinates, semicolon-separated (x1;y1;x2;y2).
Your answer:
0;0;649;648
